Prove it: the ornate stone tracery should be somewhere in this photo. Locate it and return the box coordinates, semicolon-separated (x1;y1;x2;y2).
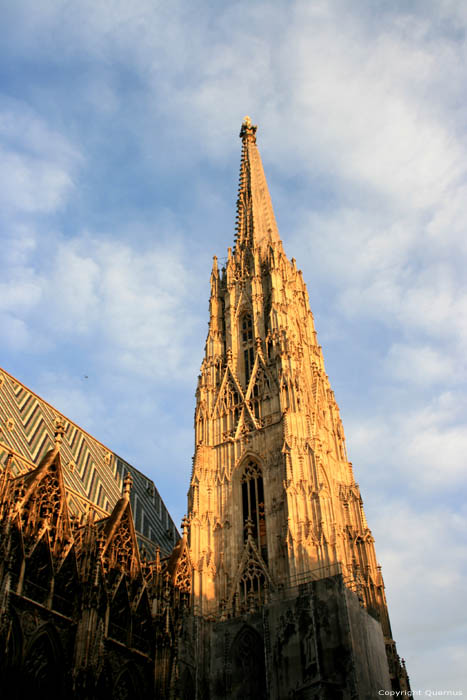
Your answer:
173;547;192;594
241;461;267;559
187;116;409;696
0;117;410;698
0;438;191;699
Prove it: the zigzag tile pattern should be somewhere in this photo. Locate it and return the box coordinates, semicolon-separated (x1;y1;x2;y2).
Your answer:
0;368;178;554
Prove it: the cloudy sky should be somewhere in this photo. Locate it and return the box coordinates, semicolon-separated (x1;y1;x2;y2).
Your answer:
1;0;466;690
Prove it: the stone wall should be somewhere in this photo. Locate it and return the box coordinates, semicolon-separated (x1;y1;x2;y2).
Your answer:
178;575;391;699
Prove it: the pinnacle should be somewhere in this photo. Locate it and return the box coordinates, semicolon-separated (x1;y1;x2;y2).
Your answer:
239;115;257;142
123;472;133;499
235;118;281;255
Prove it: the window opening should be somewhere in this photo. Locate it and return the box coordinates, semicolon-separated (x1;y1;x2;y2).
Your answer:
241;314;254;385
241;461;267;563
242;315;253;343
244;347;254;384
231;627;267;699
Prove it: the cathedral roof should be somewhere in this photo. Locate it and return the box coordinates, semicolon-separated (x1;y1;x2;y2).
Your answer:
0;366;178;555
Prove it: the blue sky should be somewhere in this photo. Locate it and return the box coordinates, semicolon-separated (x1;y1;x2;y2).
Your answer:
1;0;466;690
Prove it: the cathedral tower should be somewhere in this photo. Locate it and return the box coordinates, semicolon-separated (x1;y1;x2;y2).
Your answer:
187;118;408;694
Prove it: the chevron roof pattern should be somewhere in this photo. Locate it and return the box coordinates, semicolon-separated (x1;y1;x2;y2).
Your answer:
0;367;178;555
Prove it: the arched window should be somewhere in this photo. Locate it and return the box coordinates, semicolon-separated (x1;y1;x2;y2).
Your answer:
250;366;271;422
180;668;195;700
23;627;64;700
53;548;79;617
241;314;254;385
108;580;131;645
113;664;143;700
131;591;152;654
241;314;253;343
23;538;53;605
241;461;267;563
236;559;267;614
95;664;113;700
230;626;267;700
1;612;22;697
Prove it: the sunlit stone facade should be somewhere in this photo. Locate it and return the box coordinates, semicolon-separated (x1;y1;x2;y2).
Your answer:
185;118;409;697
0;119;409;699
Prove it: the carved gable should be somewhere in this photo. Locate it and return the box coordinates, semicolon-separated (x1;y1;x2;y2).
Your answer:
228;534;273;615
167;537;192;594
234;405;257;438
213;368;244;417
100;496;141;581
7;447;73;562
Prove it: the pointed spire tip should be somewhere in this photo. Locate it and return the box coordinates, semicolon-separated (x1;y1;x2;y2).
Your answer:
240;116;257;142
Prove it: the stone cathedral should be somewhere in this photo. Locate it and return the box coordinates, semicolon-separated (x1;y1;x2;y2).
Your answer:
0;119;410;698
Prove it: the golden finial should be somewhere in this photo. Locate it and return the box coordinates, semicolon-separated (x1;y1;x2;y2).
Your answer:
123;472;133;499
54;419;66;447
181;515;189;539
240;115;257;141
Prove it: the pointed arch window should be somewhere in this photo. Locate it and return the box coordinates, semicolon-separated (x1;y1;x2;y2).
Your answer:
241;314;254;385
23;627;65;699
241;461;267;562
230;626;267;699
108;581;131;645
250;366;271;422
113;664;143;700
23;539;53;605
356;536;369;574
252;382;261;421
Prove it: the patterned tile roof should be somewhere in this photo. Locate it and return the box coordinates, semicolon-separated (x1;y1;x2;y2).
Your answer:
0;367;179;555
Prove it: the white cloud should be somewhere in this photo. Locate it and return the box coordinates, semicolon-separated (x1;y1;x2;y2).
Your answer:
44;240;101;333
0;147;73;214
347;389;467;494
372;500;467;689
2;224;37;265
36;369;107;432
2;0;467;690
0;275;42;314
3;227;201;381
94;237;196;378
0;314;32;350
385;343;456;386
0;98;82;214
406;425;467;487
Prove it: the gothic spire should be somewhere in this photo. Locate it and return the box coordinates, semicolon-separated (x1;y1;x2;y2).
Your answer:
235;116;281;255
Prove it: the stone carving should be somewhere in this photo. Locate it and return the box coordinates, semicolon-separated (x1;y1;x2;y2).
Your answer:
0;118;409;698
0;432;191;698
187;117;409;694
